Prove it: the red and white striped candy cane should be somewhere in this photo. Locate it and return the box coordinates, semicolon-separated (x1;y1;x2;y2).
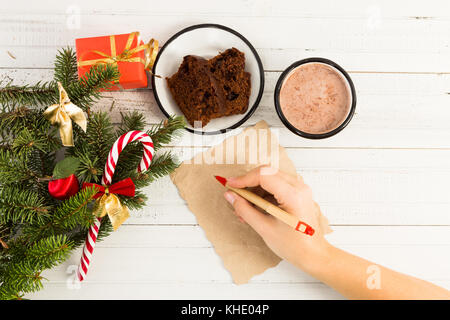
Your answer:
77;130;155;282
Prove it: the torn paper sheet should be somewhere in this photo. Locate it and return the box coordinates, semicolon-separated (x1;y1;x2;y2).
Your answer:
171;121;331;284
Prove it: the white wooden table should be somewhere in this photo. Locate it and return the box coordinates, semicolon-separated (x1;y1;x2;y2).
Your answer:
2;0;450;299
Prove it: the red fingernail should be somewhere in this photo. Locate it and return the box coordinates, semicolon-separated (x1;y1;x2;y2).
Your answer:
215;175;227;186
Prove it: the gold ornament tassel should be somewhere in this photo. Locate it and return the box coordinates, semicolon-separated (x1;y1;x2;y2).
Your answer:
43;82;87;147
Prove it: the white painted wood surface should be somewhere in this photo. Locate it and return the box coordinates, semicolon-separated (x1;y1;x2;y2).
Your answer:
1;0;449;299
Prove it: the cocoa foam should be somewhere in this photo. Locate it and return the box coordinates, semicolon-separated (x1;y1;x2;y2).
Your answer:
279;62;351;135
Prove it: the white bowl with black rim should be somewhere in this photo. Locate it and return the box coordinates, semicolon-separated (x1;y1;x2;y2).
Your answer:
151;24;265;135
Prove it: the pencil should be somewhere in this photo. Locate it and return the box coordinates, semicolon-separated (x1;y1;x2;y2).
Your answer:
214;175;315;236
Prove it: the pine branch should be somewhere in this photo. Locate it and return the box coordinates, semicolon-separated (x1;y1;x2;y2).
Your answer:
0;285;23;300
0;187;50;224
0;46;186;299
0;149;40;185
66;64;120;112
112;115;184;182
47;186;98;230
120;190;147;210
117;111;147;136
0;108;60;153
119;152;178;209
54;47;78;87
27;235;74;269
73;149;103;184
0;260;44;294
146;115;186;151
70;112;115;167
0;223;11;251
24;187;98;242
128;151;178;189
0;81;57;112
12;128;48;154
0;107;32;138
69;214;113;248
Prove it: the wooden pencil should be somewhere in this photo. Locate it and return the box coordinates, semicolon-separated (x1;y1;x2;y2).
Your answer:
215;175;315;236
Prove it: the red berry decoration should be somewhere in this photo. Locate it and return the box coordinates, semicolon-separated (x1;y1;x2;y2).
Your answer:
48;174;80;200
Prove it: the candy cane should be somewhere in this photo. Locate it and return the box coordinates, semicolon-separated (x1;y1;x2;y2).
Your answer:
77;130;155;282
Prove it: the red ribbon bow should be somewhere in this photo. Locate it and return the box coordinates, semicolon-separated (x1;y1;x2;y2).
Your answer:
82;177;135;199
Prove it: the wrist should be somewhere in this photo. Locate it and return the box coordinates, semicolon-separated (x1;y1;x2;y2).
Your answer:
296;239;335;276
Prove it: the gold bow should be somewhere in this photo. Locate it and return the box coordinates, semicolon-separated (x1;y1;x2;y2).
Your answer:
77;32;159;72
93;188;130;231
43;82;87;147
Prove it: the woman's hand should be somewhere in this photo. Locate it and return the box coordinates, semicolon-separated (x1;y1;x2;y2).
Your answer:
223;165;331;273
224;165;450;299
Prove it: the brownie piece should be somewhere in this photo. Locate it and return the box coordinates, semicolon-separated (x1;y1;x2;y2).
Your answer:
209;48;251;117
166;48;251;127
166;55;226;127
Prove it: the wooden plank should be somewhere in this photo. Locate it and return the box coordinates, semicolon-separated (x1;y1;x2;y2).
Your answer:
126;200;450;226
5;0;450;19
2;69;450;149
29;282;346;300
28;280;450;300
27;225;450;299
120;146;450;226
84;225;450;247
33;226;450;283
1;14;449;72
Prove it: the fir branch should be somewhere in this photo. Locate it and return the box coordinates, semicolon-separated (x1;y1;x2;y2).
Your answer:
120;190;147;211
69;213;113;248
146;115;186;151
0;107;33;142
118;152;178;209
0;81;57;111
1;260;44;294
54;47;78;87
25;187;98;242
112;115;184;182
0;187;50;224
0;46;186;299
66;64;120;112
71;112;115;166
0;149;40;185
0;224;11;250
27;235;74;269
126;151;178;189
117;111;147;136
12;128;48;154
0;285;22;300
74;150;103;184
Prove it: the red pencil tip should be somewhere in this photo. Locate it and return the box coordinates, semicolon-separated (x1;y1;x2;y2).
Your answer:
214;175;227;186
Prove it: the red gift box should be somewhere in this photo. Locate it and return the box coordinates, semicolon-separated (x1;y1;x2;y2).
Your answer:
75;32;158;90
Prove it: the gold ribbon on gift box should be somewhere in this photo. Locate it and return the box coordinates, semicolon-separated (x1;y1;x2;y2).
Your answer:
77;31;160;76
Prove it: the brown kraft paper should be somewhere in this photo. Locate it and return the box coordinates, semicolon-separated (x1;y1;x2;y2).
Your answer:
171;121;331;284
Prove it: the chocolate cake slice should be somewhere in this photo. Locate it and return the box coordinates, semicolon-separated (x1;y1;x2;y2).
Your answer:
166;48;251;127
166;55;225;127
209;48;251;117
